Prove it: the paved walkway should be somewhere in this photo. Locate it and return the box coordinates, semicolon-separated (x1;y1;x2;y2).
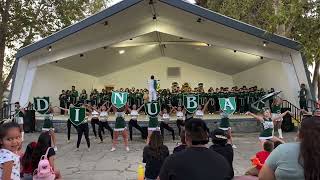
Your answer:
23;131;297;180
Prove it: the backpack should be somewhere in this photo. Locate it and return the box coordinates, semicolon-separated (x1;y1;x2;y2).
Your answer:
33;147;55;180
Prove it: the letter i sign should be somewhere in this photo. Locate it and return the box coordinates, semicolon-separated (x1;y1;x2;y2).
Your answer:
219;97;237;115
70;107;86;126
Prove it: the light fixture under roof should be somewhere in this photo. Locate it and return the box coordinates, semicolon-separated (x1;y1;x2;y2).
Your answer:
119;50;125;54
263;41;268;47
48;46;52;52
207;43;212;47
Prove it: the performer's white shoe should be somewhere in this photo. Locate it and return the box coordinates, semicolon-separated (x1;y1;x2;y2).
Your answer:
110;147;116;152
232;144;237;149
74;148;79;152
67;140;71;144
87;148;91;152
126;147;130;152
54;146;58;152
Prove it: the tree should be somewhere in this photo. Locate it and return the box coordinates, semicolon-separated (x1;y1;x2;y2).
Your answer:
201;0;320;98
0;0;112;108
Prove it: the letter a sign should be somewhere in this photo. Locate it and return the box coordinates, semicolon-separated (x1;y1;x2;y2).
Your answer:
33;97;50;114
70;107;86;126
219;97;237;115
111;92;128;109
145;101;161;117
183;94;199;113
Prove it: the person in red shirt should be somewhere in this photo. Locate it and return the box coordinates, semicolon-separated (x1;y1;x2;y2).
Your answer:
245;140;274;176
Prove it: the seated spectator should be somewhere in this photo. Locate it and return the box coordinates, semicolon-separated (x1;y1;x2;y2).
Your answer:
209;129;234;177
143;131;169;180
259;116;320;180
173;129;187;154
30;132;61;179
159;118;233;180
21;142;37;180
245;141;274;176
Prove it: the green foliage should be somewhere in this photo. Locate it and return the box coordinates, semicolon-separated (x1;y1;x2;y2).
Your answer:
0;0;112;104
206;0;319;64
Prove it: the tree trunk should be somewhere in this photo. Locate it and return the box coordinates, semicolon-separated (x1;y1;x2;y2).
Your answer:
273;0;287;36
318;73;320;100
0;0;13;108
312;60;320;99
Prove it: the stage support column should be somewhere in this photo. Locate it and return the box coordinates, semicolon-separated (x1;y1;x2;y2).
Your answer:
11;58;29;106
11;57;37;107
280;62;300;105
19;65;37;107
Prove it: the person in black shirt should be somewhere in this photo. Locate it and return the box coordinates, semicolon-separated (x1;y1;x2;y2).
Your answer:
143;131;169;180
173;129;187;154
209;128;234;178
59;90;67;115
159;118;233;180
299;83;308;111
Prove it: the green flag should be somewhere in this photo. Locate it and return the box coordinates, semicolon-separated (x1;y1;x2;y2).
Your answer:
33;97;50;114
145;101;161;117
183;94;199;113
111;92;128;109
219;97;237;115
69;107;86;126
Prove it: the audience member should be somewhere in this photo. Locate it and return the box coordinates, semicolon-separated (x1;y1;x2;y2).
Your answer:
30;132;61;179
143;131;169;180
159;118;233;180
21;142;37;180
173;129;187;154
0;122;22;180
260;116;320;180
245;141;274;176
209;129;234;178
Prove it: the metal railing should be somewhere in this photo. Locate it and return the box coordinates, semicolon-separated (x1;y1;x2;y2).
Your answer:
0;103;14;120
281;100;303;124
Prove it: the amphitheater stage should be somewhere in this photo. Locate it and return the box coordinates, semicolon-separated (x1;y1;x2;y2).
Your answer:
34;114;260;134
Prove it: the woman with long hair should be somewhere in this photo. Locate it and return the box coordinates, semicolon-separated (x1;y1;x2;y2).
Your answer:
259;116;320;180
31;132;61;179
21;142;37;179
143;131;169;180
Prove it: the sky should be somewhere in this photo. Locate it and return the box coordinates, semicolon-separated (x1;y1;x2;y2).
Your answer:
110;0;196;6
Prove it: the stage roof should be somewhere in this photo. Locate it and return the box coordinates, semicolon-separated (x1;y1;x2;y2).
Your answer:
15;0;302;76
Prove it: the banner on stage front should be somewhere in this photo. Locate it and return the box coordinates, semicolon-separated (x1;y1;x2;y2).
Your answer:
33;97;50;114
183;94;199;113
69;107;86;126
219;97;237;115
145;101;161;117
111;92;128;109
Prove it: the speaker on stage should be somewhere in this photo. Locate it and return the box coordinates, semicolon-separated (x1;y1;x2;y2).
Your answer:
281;108;294;132
24;110;35;133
